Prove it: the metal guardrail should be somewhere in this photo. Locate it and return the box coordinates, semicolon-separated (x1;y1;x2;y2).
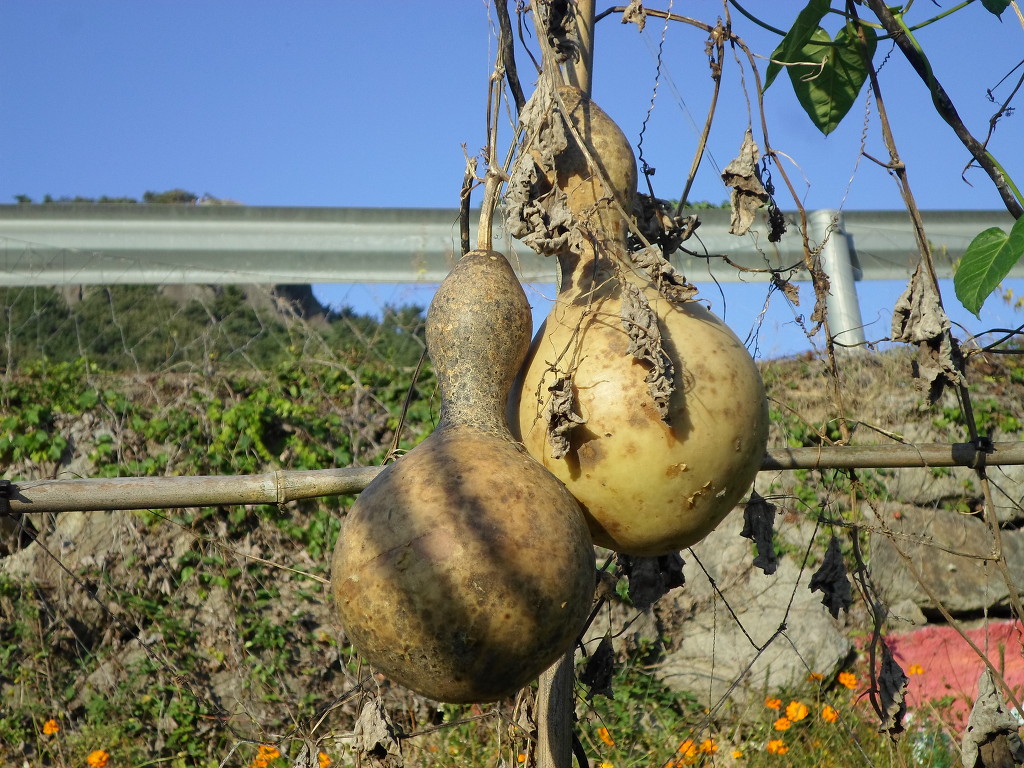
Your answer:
0;204;1017;286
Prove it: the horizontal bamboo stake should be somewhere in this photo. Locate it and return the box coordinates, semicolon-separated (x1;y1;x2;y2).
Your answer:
5;442;1023;514
760;441;1024;470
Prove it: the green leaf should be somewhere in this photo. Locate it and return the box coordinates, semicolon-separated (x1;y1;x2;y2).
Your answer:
982;0;1011;18
764;0;832;91
787;22;877;135
954;216;1024;317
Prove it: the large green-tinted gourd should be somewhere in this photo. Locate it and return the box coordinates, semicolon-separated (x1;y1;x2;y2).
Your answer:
332;249;595;703
510;87;769;557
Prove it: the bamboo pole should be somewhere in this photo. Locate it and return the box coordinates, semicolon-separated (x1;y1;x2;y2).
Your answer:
536;649;576;768
566;0;595;97
6;442;1023;514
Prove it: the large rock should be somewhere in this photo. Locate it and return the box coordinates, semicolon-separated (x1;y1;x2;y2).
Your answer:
868;502;1024;617
653;511;852;709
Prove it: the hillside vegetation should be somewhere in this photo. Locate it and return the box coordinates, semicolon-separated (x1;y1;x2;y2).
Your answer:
1;296;1023;767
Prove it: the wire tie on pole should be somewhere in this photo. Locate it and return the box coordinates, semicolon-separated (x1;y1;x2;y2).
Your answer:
274;469;286;505
971;435;994;470
0;479;12;517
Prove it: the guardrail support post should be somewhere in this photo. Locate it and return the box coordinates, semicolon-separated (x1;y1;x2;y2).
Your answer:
810;209;866;349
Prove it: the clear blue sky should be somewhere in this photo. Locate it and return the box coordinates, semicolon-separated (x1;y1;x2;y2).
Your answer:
2;2;1022;358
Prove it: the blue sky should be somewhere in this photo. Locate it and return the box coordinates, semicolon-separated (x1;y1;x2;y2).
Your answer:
2;2;1023;358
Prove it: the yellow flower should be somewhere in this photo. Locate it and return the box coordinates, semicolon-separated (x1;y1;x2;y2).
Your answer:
773;717;792;731
822;705;840;723
838;672;858;690
699;738;718;754
42;719;60;735
597;763;615;768
318;753;331;768
597;726;615;747
732;750;744;759
786;700;810;722
766;739;788;755
87;751;110;768
908;664;925;675
764;696;782;710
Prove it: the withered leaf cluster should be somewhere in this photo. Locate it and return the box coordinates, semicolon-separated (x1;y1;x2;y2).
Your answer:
891;262;966;402
620;280;676;419
544;376;586;459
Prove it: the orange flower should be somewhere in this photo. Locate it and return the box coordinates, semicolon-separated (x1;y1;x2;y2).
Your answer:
250;745;281;768
838;672;858;690
773;717;792;731
676;739;697;757
731;750;744;759
908;664;925;675
699;738;718;754
42;719;60;735
764;696;782;710
807;672;824;682
766;739;788;755
597;726;615;747
786;700;810;722
822;705;840;723
87;751;110;768
318;753;331;768
518;754;527;764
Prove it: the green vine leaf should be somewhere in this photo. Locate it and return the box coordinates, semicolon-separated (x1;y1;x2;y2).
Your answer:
954;216;1024;317
764;0;831;91
981;0;1011;18
787;22;877;135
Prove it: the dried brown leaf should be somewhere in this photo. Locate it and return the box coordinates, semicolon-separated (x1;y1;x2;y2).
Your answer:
545;376;585;459
809;536;853;618
891;262;966;402
877;645;908;738
631;245;698;303
621;0;647;31
961;667;1024;768
580;634;616;700
808;263;831;334
721;129;769;236
618;552;685;611
771;273;800;306
740;492;778;575
620;280;675;419
505;84;580;256
354;697;404;767
510;686;537;765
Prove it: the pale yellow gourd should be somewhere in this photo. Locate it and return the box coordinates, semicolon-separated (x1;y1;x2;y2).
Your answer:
332;249;595;703
509;87;769;557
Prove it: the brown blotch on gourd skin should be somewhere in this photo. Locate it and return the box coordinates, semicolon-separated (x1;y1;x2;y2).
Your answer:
332;250;595;703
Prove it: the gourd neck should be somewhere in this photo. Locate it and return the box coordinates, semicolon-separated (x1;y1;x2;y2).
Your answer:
555;233;628;301
436;380;514;437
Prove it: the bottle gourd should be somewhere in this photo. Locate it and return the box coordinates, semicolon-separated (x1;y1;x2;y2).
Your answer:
332;249;595;703
509;86;770;557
